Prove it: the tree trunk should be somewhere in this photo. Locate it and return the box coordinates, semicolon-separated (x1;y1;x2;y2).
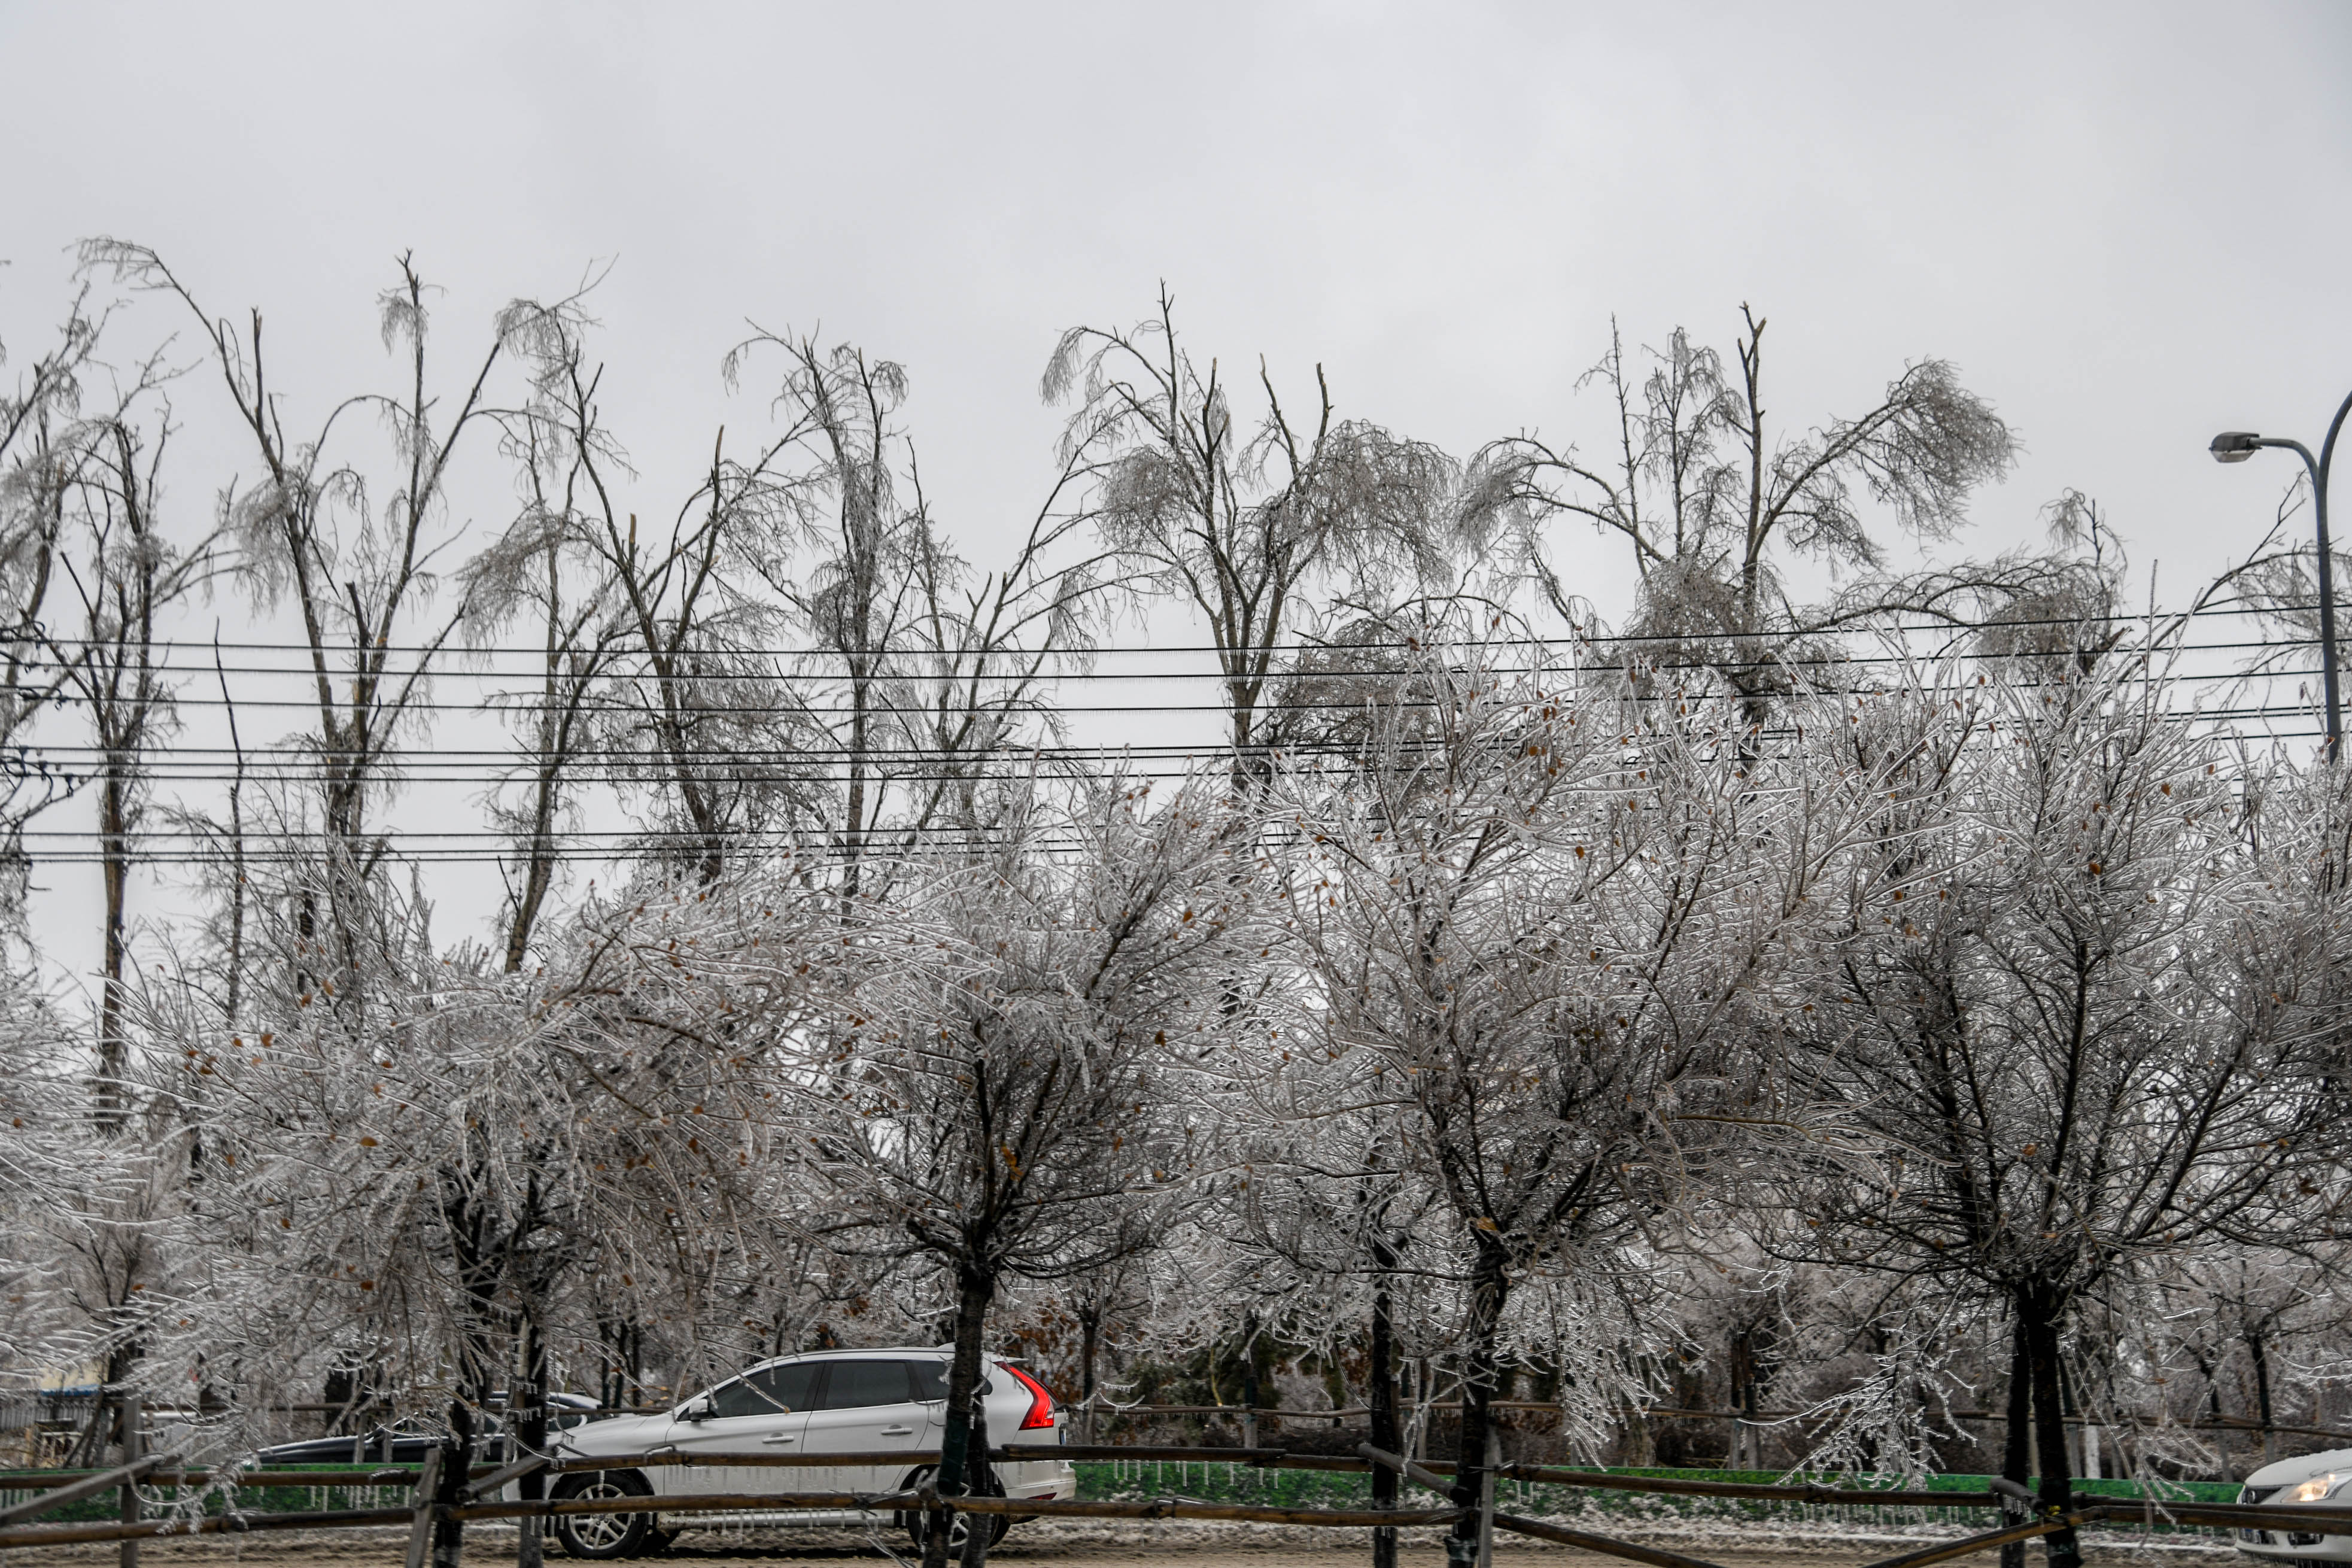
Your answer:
1242;1313;1260;1452
428;1402;472;1568
2022;1294;2080;1568
502;758;560;974
1368;1260;1399;1568
1078;1306;1099;1447
1999;1317;2032;1568
2249;1330;2278;1466
116;1390;141;1568
516;1324;549;1568
1728;1327;1758;1472
923;1264;998;1568
218;669;246;1031
958;1382;996;1568
96;765;132;1128
1447;1245;1509;1567
598;1312;643;1411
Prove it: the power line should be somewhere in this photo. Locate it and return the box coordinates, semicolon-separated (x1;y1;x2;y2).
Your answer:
0;598;2327;663
11;630;2329;676
20;704;2333;833
17;653;2327;721
13;632;2332;675
14;660;2324;755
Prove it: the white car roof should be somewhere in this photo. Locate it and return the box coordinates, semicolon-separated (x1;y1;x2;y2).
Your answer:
734;1346;980;1373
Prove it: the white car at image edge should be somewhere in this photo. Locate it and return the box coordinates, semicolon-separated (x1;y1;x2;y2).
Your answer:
2236;1448;2352;1565
545;1347;1074;1559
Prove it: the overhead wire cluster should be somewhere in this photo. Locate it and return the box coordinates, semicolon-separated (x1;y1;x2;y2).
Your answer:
2;600;2336;867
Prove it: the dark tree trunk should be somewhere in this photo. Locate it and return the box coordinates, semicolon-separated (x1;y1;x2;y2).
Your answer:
1078;1305;1099;1446
2249;1329;2278;1464
219;682;246;1030
503;768;560;974
516;1320;550;1568
1368;1253;1399;1568
1728;1327;1760;1471
2022;1294;2081;1568
1999;1316;2032;1568
1242;1312;1262;1451
429;1401;473;1568
598;1312;643;1411
923;1264;998;1568
116;1388;142;1568
96;765;132;1128
1447;1245;1509;1567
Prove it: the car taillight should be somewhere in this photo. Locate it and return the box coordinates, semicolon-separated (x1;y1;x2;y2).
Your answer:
1003;1363;1056;1430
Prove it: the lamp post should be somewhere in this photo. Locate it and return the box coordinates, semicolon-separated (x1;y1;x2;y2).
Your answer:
2213;387;2352;762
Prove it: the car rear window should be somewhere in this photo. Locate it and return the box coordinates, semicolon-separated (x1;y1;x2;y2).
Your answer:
907;1362;990;1402
818;1360;916;1409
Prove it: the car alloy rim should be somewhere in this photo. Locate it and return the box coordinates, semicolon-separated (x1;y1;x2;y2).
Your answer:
570;1481;637;1551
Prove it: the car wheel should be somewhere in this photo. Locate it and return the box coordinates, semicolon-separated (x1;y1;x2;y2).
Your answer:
901;1467;1008;1551
551;1470;657;1561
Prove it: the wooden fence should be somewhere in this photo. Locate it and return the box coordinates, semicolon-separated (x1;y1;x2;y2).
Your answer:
2;1439;2340;1568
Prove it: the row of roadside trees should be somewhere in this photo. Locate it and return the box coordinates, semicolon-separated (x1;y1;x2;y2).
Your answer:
2;247;2347;1568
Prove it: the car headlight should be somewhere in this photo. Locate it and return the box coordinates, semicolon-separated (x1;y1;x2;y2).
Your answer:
2287;1473;2347;1503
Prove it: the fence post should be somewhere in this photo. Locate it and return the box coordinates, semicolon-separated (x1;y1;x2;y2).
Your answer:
117;1391;142;1568
402;1449;443;1568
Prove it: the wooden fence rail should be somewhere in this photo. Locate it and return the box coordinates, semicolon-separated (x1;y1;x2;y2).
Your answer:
0;1483;1461;1552
2;1437;2334;1568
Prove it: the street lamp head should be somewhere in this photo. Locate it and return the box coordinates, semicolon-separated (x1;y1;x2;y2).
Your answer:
2211;431;2263;463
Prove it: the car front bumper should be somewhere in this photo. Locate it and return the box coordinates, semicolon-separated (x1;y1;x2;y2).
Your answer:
2235;1520;2352;1564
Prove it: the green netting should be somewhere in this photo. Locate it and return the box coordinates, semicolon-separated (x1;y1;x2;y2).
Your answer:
0;1465;415;1525
1072;1460;2242;1537
0;1461;2248;1535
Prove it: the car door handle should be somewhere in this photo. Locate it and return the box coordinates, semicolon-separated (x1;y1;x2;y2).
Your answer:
879;1426;916;1438
760;1435;797;1445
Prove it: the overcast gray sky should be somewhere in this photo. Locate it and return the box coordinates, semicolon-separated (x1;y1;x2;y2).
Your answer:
9;2;2350;584
4;0;2350;984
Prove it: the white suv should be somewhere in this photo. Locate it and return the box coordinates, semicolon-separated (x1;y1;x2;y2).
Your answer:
546;1348;1074;1558
2236;1448;2352;1564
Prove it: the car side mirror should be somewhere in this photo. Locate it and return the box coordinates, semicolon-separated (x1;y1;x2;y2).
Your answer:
680;1397;713;1423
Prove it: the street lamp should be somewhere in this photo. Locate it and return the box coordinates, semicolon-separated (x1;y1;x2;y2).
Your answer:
2211;388;2352;762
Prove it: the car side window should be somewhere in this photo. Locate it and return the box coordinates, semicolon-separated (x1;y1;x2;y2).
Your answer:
753;1361;821;1411
818;1360;916;1409
706;1378;765;1419
708;1360;819;1418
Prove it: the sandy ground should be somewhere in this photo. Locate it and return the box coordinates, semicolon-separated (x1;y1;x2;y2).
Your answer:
0;1522;2244;1568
